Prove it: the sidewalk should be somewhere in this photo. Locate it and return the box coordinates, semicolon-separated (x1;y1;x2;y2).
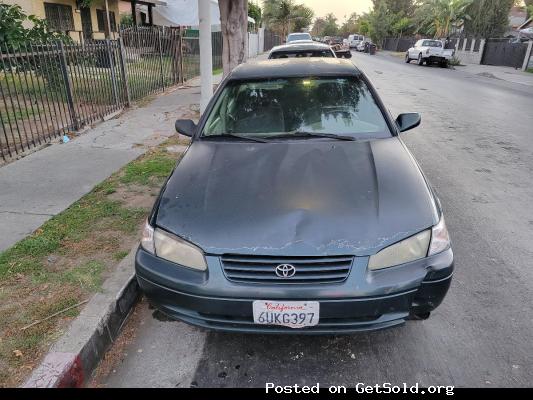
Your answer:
0;75;220;252
456;63;533;87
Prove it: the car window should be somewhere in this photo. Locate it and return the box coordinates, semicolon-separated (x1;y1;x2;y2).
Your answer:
422;40;442;47
287;33;311;42
202;77;391;140
269;50;335;59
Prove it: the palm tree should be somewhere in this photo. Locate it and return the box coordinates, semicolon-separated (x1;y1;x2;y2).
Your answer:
263;0;313;38
416;0;472;38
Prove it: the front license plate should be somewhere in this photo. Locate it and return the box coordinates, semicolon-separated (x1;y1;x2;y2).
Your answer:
252;301;319;328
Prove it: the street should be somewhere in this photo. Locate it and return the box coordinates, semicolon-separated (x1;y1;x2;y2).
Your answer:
92;51;533;388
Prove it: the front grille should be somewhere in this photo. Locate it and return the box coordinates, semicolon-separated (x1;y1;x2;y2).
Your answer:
221;254;353;284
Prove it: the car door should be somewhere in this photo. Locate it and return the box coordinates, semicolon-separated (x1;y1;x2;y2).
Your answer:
411;40;423;58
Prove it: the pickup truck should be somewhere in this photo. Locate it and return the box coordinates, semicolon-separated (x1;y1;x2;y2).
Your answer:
405;39;454;67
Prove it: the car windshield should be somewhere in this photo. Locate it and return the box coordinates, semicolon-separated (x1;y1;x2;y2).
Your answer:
422;40;442;47
201;77;391;140
287;33;311;42
269;50;334;59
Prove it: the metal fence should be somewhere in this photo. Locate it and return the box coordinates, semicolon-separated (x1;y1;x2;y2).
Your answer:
481;38;530;69
0;26;227;163
264;29;282;52
181;30;223;81
382;37;416;52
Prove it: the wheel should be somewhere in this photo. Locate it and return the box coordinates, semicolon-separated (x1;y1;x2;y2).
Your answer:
344;52;352;59
440;60;448;68
405;52;411;63
417;53;424;66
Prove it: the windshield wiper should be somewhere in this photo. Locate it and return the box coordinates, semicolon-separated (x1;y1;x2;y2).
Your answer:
203;133;268;143
266;131;357;141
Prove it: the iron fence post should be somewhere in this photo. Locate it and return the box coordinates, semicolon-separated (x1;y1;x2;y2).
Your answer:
179;27;184;84
58;41;79;130
158;28;165;90
522;41;533;72
106;39;120;107
118;37;131;106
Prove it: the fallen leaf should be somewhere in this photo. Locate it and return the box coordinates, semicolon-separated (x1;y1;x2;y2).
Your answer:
13;350;23;358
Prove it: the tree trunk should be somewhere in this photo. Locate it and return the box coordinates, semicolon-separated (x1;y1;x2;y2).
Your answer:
219;0;248;77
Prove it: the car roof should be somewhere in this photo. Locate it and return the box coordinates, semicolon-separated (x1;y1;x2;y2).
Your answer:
270;42;332;52
228;58;361;80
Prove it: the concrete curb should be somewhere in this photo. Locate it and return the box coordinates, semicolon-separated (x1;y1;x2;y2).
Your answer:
23;247;140;387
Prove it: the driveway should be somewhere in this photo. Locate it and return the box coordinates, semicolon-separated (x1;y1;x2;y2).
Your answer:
91;51;533;388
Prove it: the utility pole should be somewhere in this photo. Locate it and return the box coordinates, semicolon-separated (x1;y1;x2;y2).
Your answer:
198;0;213;114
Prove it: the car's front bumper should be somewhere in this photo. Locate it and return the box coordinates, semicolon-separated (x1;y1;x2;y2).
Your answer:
135;247;453;334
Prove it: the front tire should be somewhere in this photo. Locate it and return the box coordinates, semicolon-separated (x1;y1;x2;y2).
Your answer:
405;52;411;63
417;53;424;66
440;60;448;68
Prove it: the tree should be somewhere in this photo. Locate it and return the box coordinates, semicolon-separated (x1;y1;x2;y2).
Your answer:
292;4;314;32
262;0;313;37
359;15;371;35
414;0;473;38
322;13;339;36
368;1;393;44
365;0;415;44
248;1;262;26
387;0;415;16
463;0;516;38
393;16;412;38
219;0;248;77
311;17;326;36
339;13;360;37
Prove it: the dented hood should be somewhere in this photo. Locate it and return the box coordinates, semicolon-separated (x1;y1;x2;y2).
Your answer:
156;138;438;256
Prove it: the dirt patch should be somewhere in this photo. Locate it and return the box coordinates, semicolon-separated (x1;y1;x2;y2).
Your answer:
108;184;159;210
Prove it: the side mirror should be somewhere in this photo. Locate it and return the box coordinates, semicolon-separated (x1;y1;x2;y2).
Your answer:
396;113;421;133
175;119;197;137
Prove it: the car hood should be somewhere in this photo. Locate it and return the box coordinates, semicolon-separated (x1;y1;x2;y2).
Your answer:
156;138;438;256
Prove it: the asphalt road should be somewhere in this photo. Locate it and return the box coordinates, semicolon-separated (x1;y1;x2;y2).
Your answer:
93;51;533;388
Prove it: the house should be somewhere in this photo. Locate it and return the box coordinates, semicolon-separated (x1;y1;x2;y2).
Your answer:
118;0;167;27
131;0;254;31
3;0;164;42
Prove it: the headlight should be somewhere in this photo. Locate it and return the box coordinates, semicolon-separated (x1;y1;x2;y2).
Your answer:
140;220;207;271
428;215;450;256
368;230;431;271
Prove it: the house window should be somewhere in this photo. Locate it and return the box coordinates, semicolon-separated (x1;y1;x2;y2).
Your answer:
96;9;117;32
44;3;74;32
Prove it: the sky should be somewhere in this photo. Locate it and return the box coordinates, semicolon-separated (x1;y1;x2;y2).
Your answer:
299;0;373;22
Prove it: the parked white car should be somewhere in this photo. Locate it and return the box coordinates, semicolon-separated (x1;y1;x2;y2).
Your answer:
356;41;367;52
348;34;365;49
286;32;312;43
405;39;454;67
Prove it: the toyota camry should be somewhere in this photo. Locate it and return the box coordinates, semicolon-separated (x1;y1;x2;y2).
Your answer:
136;58;453;334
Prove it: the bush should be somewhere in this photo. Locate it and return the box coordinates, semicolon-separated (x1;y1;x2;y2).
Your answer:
0;3;70;50
449;56;462;66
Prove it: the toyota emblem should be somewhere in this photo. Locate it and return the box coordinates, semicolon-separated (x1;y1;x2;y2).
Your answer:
275;264;296;278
